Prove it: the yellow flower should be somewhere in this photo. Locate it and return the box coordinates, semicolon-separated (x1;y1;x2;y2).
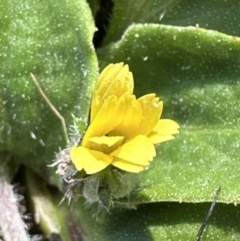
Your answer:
70;63;179;174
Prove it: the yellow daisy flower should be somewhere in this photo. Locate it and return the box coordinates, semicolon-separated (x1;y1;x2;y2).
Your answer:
70;63;179;174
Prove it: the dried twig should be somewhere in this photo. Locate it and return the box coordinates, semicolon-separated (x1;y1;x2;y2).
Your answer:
196;187;221;241
30;73;69;144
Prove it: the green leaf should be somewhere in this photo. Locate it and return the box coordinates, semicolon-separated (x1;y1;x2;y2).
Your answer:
103;0;240;45
97;24;240;203
88;0;100;17
25;169;61;236
0;0;98;185
59;199;240;241
23;168;240;241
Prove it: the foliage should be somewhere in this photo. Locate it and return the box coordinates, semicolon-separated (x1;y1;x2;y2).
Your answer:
0;0;240;240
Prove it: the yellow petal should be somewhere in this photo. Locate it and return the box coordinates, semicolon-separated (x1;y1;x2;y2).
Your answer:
70;146;113;174
137;94;163;135
111;157;146;173
82;95;126;148
109;95;142;140
111;135;156;167
148;119;179;144
89;136;124;154
70;146;84;171
91;63;134;122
